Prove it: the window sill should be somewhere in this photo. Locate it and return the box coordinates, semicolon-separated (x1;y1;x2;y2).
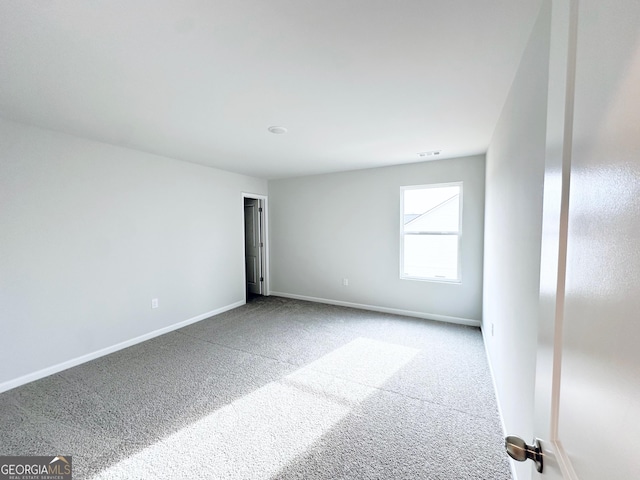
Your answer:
400;275;462;284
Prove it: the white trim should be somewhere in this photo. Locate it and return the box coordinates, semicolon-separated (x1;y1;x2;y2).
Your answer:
242;192;270;297
481;325;518;480
271;291;480;327
543;2;580;479
0;300;244;394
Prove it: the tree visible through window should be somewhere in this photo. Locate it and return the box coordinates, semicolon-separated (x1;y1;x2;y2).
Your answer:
400;183;462;281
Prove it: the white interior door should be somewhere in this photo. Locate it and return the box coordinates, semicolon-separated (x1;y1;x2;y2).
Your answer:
529;0;640;478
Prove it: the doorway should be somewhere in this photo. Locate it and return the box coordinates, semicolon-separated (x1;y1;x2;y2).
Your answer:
242;193;268;301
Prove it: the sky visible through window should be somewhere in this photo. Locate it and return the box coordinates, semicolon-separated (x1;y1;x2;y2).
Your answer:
402;184;461;281
403;185;460;219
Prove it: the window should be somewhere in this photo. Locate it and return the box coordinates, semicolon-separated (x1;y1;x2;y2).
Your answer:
400;183;462;282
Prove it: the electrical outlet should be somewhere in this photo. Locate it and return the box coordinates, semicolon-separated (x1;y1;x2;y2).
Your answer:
151;298;159;309
342;278;349;286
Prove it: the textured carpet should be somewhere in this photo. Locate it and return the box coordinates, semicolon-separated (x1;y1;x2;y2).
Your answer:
0;296;512;479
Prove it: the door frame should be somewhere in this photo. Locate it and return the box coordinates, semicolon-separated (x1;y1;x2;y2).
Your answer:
242;192;270;300
533;0;578;477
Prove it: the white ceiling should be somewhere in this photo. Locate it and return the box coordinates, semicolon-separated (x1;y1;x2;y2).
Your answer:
0;0;542;179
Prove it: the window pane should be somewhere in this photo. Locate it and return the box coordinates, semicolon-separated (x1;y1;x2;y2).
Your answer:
403;187;460;233
403;234;459;280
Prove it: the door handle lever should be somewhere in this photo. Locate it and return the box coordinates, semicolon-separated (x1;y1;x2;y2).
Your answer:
505;436;543;473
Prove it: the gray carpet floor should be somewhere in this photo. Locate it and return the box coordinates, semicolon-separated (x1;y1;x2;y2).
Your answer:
0;296;512;479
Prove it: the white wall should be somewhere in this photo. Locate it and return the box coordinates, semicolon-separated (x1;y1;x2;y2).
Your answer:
0;118;267;389
269;155;485;324
482;3;550;480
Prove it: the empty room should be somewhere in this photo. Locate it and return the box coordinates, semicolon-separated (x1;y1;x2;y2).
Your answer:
1;1;639;479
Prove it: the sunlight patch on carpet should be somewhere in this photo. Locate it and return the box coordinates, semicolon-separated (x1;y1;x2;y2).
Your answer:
90;338;419;479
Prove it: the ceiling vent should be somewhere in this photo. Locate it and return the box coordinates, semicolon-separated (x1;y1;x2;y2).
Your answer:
417;150;441;158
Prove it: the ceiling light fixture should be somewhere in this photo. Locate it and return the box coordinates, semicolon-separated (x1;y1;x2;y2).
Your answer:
417;150;441;157
268;126;288;134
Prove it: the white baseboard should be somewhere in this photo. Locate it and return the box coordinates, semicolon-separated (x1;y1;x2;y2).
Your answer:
481;325;518;480
270;291;480;327
0;300;245;394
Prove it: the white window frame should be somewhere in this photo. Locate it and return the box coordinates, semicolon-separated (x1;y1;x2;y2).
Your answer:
399;182;463;283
